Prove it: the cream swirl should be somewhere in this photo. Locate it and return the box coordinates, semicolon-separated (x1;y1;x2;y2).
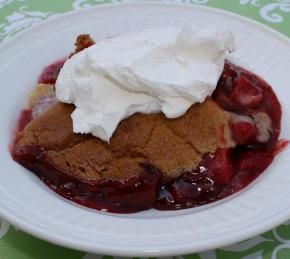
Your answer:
56;27;235;141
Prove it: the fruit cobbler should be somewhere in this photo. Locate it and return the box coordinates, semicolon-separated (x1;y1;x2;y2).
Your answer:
11;34;286;213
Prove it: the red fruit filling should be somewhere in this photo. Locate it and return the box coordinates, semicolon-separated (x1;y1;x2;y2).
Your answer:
12;145;161;213
12;61;287;213
38;60;65;84
231;77;263;107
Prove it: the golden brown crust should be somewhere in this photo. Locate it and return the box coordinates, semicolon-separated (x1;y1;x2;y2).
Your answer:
48;140;146;180
69;34;95;57
109;113;163;155
167;100;235;153
144;124;200;178
16;99;235;180
16;103;89;150
48;139;113;180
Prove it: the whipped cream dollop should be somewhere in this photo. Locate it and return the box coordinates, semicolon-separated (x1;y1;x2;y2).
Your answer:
56;27;235;142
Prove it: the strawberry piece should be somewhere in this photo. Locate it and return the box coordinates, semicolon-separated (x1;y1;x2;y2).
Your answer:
231;119;257;145
38;60;65;84
234;149;274;174
199;149;233;185
230;149;274;191
231;77;262;107
219;65;238;92
212;89;236;110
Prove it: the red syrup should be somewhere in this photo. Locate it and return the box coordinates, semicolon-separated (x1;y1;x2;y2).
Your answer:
12;146;161;213
11;61;287;213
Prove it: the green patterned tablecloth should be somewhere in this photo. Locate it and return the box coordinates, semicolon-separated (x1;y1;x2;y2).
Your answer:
1;1;290;258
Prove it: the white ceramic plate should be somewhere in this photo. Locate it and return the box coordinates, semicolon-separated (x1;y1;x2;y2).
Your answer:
0;2;290;257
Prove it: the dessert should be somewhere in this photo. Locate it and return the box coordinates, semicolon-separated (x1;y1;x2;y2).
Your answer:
11;30;286;213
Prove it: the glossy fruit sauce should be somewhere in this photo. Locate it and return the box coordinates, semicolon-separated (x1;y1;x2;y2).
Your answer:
12;61;286;213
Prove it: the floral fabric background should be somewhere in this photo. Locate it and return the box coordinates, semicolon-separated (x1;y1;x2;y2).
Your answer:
0;0;290;258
